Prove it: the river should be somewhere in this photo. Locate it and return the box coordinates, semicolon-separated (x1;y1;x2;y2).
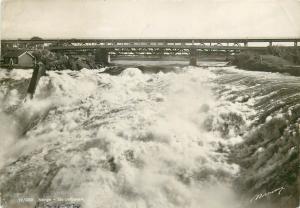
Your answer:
0;61;298;208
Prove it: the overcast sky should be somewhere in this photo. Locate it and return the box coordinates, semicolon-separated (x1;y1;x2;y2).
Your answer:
1;0;300;39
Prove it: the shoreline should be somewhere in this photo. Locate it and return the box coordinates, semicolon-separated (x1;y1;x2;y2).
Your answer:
227;47;300;76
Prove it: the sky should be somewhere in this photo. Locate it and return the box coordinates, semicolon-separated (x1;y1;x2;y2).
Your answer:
1;0;300;39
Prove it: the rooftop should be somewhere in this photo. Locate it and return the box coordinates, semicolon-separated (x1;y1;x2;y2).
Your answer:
2;50;34;58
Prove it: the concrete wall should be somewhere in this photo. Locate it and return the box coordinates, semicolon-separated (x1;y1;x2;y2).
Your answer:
95;49;109;64
16;53;35;68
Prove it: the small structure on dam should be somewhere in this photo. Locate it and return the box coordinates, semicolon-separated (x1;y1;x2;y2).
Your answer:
2;50;35;68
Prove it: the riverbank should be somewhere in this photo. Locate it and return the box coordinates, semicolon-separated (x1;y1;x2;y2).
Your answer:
228;47;300;76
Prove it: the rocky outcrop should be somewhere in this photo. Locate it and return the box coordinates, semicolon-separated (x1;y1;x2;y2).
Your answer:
32;50;100;71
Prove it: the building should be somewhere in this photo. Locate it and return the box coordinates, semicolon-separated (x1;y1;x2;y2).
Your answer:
2;50;35;68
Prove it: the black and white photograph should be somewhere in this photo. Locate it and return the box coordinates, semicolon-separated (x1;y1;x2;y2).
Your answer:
0;0;299;207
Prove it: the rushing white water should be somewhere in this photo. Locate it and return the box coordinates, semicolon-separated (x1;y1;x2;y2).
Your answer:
0;63;298;208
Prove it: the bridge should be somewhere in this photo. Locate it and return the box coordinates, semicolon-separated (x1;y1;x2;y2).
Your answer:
2;38;300;65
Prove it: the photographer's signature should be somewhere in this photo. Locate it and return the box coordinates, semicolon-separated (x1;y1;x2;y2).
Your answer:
250;187;285;203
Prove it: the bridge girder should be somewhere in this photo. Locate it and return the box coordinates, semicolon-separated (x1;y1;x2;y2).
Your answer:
2;38;299;58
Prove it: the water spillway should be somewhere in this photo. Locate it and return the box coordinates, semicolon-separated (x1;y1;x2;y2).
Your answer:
0;62;298;208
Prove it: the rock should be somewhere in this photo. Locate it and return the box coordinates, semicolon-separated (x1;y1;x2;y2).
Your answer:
32;49;105;71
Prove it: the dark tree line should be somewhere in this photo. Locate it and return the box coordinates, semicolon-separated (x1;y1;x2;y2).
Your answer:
32;49;99;71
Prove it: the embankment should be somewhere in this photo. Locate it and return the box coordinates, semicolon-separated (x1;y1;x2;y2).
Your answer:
228;47;300;76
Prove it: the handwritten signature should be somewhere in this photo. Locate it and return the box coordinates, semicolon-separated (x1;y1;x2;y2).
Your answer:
250;187;285;203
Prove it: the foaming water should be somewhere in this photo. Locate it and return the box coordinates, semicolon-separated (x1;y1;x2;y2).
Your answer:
0;64;298;208
212;66;300;208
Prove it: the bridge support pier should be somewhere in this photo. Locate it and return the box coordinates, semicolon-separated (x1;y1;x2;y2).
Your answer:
269;41;273;47
95;48;109;64
189;48;197;66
